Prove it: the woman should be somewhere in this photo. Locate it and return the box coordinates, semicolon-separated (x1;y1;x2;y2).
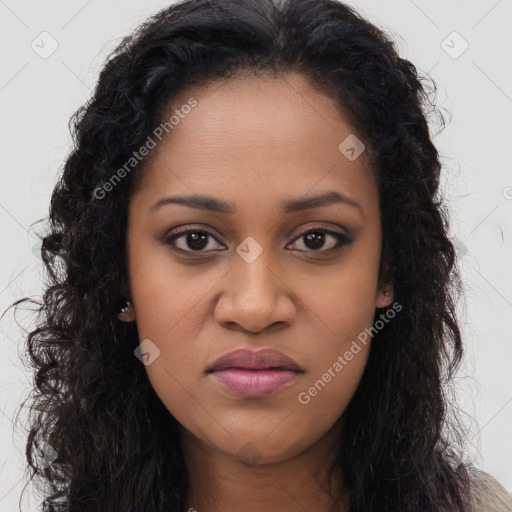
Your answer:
14;0;512;510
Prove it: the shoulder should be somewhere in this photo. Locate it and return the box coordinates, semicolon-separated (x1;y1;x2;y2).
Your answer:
469;468;512;512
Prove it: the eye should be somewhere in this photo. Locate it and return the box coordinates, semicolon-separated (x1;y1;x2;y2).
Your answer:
163;226;225;253
287;229;351;254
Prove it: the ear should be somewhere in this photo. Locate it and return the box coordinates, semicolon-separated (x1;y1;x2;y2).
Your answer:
116;274;135;322
375;258;394;309
117;301;135;322
375;284;394;309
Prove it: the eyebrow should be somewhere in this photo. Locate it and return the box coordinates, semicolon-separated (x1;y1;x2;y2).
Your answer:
150;191;363;215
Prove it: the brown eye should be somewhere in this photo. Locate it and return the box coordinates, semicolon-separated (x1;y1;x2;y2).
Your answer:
164;228;225;253
288;229;351;254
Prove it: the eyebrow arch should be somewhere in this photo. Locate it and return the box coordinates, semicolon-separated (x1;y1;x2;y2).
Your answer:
150;191;362;215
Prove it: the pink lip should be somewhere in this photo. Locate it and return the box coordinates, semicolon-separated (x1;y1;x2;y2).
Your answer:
210;368;299;397
206;348;303;397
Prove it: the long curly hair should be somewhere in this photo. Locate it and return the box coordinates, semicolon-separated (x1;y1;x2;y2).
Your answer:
7;0;474;510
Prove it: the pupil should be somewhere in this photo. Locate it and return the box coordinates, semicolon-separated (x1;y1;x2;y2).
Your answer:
188;232;208;250
305;232;324;250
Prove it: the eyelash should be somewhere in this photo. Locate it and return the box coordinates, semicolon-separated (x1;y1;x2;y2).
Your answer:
162;225;352;256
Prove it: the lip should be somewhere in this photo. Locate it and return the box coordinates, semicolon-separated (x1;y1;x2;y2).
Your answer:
207;348;303;372
206;348;303;398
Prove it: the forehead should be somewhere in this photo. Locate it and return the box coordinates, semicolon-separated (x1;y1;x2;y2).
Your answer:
131;72;378;219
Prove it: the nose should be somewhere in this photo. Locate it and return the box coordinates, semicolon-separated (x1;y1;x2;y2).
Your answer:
213;252;296;334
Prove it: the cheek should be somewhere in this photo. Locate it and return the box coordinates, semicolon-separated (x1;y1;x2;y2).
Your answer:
132;293;207;414
281;330;371;461
287;252;377;430
297;336;371;416
295;274;374;416
127;242;217;346
126;258;211;424
300;253;380;360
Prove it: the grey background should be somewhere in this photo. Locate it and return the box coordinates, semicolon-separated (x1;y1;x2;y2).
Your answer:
1;0;511;510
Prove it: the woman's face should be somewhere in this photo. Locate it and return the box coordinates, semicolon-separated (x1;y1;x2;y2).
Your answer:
125;72;391;464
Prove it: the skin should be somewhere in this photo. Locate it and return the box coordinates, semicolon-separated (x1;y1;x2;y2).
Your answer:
121;71;394;512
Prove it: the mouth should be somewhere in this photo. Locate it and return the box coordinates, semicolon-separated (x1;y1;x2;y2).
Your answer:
206;348;303;398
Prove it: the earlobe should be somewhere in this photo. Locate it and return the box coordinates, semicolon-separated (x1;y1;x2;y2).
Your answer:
376;255;394;309
117;300;135;322
375;287;394;309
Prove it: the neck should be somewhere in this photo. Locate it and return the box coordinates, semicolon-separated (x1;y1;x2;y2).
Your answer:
181;423;348;512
